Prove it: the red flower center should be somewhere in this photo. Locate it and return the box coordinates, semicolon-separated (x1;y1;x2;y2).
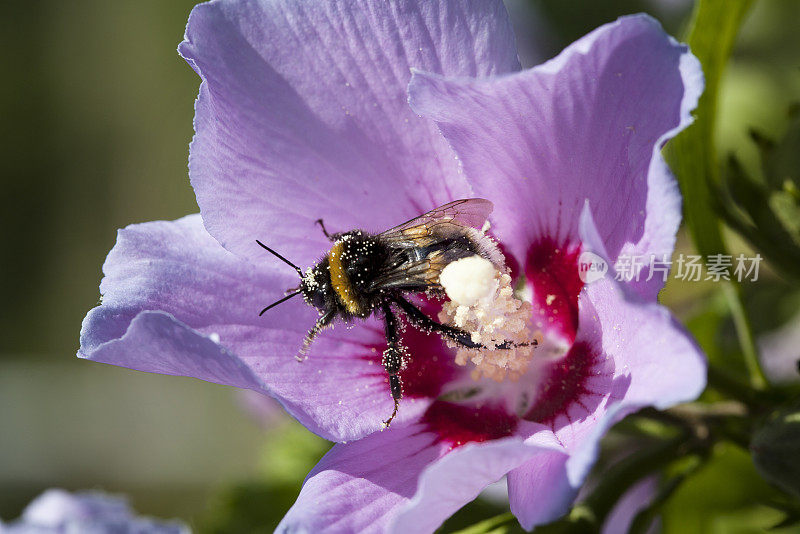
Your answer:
525;237;584;342
522;341;606;425
423;401;517;447
361;236;610;447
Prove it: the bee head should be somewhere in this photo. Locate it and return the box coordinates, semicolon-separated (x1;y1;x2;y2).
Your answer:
300;262;333;313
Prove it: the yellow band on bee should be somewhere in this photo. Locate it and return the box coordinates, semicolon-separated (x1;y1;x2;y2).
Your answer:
329;242;360;314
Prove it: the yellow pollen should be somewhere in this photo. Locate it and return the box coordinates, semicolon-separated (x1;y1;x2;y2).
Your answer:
329;242;360;314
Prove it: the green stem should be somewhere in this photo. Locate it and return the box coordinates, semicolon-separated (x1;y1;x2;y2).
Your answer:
722;281;769;390
666;0;754;258
670;403;753;449
716;420;752;450
637;401;755;449
666;0;767;392
707;364;766;408
450;512;517;534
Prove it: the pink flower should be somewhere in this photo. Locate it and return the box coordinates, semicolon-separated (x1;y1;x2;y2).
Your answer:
79;1;705;531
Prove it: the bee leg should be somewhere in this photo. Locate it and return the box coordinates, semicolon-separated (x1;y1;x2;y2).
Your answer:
381;302;404;427
298;310;335;361
392;296;482;348
314;219;334;241
384;375;402;427
392;296;536;350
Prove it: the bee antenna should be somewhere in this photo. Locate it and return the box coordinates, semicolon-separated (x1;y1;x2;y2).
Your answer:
256;240;303;277
259;291;301;316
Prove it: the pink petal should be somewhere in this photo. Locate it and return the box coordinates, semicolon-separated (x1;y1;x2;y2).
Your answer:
409;14;703;301
179;0;520;264
79;215;457;442
278;421;562;533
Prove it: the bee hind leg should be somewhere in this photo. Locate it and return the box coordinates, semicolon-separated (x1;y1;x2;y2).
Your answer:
384;376;402;427
392;295;482;348
392;296;534;350
381;302;405;428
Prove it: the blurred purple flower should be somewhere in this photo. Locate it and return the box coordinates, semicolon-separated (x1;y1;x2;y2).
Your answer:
0;489;187;534
79;0;705;531
601;477;659;534
575;445;661;534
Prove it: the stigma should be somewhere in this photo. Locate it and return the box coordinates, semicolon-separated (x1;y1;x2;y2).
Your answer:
439;256;540;381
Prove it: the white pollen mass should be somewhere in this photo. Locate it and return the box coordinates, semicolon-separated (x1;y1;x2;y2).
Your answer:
438;255;541;382
439;256;497;306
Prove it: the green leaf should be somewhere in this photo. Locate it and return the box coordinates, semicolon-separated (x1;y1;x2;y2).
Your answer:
660;444;790;533
665;0;770;390
757;104;800;192
770;191;800;239
716;132;800;281
752;401;800;499
665;0;754;258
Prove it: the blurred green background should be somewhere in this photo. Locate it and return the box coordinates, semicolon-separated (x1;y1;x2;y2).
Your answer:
1;0;799;532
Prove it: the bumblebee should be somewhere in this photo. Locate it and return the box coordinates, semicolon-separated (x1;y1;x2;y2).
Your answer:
258;199;526;426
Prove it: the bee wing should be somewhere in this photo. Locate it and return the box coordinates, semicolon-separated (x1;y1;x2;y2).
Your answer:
368;247;478;291
370;199;497;292
369;260;438;291
378;198;493;248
